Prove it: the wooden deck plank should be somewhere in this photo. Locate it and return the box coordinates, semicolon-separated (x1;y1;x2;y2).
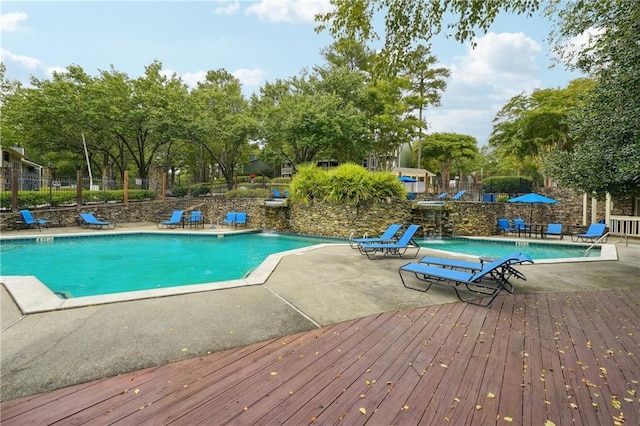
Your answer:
567;291;640;425
52;331;307;425
274;306;459;425
386;301;476;425
328;307;441;425
554;292;613;425
2;289;640;426
121;316;373;425
521;293;553;426
219;311;411;425
300;310;431;424
496;294;527;422
351;302;468;426
467;296;517;424
443;298;504;425
420;301;502;424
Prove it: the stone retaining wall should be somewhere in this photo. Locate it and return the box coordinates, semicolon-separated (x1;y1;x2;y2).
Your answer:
1;188;634;238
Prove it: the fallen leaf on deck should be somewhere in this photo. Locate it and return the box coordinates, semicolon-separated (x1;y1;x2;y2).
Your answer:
544;420;556;426
504;416;513;422
134;388;140;394
359;407;366;415
475;405;482;410
487;392;495;399
270;372;277;376
569;403;578;409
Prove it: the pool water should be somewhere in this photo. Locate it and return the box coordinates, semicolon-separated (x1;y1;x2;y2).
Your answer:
418;238;598;260
0;233;341;298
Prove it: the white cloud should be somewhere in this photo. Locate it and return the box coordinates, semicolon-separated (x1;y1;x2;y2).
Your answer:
0;12;28;32
0;48;41;70
213;1;240;16
180;70;208;87
163;67;266;90
245;0;332;24
232;67;268;87
556;26;605;68
427;32;544;145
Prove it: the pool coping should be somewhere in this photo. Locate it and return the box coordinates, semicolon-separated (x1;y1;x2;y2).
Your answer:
1;232;617;314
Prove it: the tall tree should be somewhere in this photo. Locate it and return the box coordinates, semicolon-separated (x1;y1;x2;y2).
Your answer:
402;44;450;168
421;132;478;192
189;69;258;190
489;78;593;186
545;0;640;198
254;69;368;171
316;0;540;71
318;0;640;197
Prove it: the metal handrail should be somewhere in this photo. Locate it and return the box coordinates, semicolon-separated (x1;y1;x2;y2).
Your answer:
585;232;610;256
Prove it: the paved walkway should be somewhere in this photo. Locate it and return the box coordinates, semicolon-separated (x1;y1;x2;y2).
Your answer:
1;225;639;403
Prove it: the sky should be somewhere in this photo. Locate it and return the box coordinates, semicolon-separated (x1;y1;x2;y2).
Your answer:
0;0;584;146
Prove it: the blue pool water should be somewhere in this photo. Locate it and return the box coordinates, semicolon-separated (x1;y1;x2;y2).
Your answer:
418;238;598;260
0;233;341;298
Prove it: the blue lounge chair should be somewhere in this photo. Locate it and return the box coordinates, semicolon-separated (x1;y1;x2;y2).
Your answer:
544;223;563;239
358;224;421;259
19;209;50;231
235;212;247;228
572;223;608;243
187;210;204;229
272;189;284;198
349;224;403;249
452;190;466;200
79;213;116;230
419;252;534;289
399;254;531;306
513;218;530;237
497;218;515;235
222;212;236;227
436;192;448;200
158;210;183;229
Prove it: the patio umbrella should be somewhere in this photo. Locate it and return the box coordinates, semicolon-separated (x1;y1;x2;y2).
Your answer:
507;193;558;223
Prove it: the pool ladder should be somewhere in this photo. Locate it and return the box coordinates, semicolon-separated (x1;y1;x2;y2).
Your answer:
585;232;609;257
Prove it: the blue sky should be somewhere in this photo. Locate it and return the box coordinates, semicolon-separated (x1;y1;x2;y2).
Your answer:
1;0;584;146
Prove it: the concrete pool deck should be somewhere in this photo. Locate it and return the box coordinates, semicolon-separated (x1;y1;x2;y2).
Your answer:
1;223;639;401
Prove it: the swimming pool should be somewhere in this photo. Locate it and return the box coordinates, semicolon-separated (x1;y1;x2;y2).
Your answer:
0;232;342;298
417;237;600;260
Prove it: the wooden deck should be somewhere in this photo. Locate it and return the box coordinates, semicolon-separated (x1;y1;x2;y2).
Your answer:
2;289;640;425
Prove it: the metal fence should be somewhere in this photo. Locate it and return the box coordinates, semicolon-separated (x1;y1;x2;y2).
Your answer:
1;174;152;210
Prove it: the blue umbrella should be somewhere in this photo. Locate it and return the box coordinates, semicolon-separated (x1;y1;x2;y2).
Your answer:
507;193;558;222
398;176;417;182
507;193;558;204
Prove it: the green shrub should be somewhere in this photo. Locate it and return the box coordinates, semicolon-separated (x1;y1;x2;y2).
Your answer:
225;188;272;199
271;177;292;185
289;164;330;203
171;186;188;197
481;176;533;194
290;163;406;204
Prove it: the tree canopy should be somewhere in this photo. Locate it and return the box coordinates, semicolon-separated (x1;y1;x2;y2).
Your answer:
317;0;639;197
544;0;640;198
